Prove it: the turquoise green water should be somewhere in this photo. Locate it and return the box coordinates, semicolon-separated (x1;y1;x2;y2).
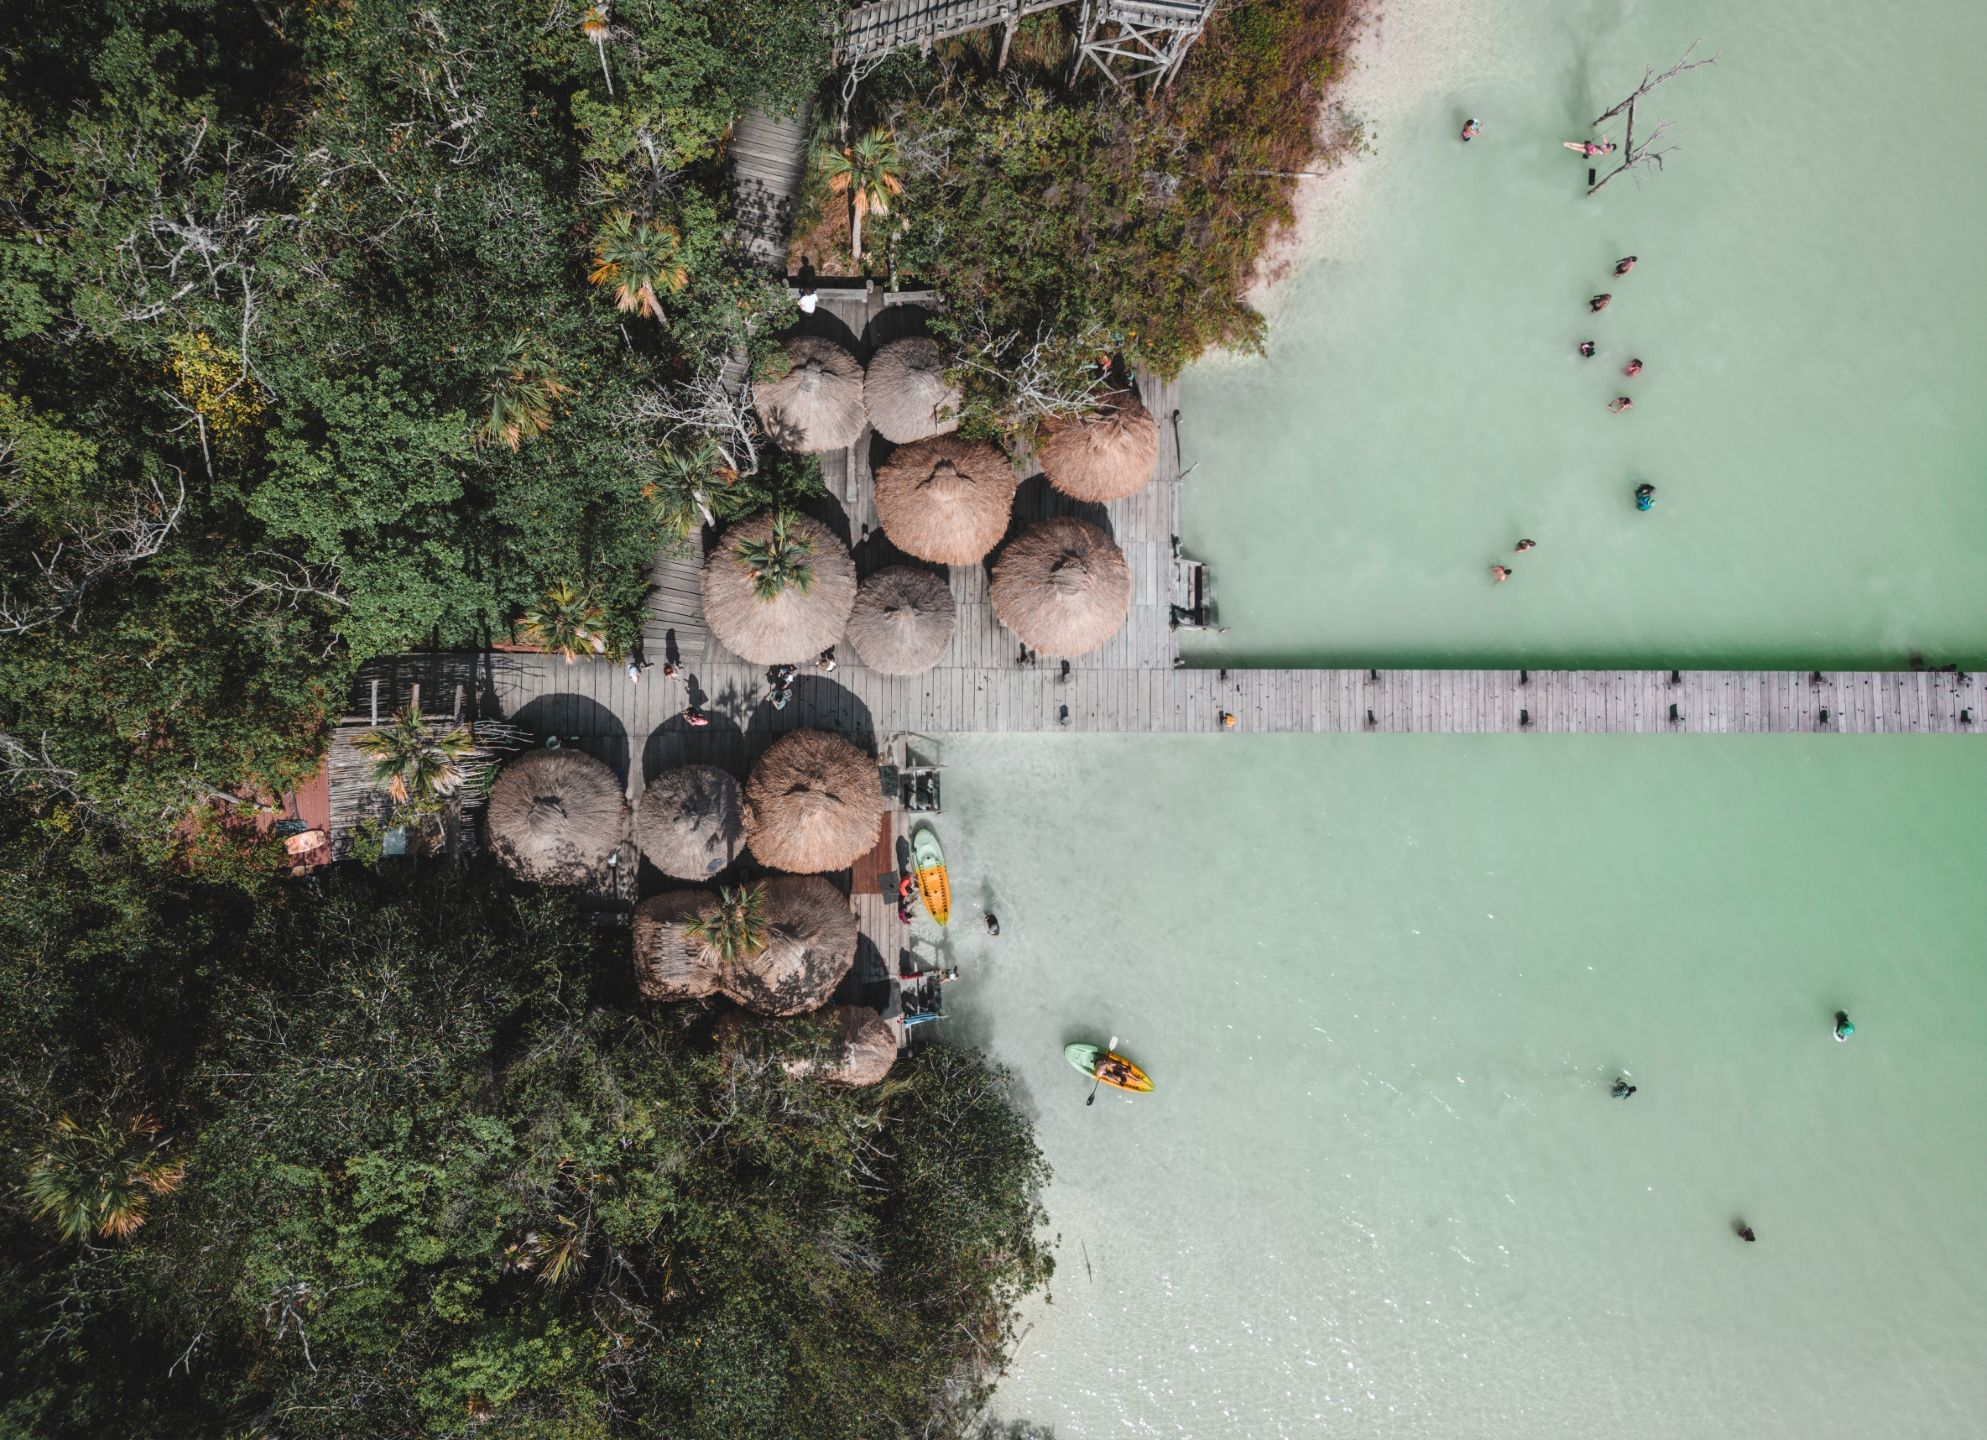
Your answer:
1179;0;1987;668
935;737;1987;1437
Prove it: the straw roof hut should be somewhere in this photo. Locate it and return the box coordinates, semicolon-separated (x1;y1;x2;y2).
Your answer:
744;728;884;874
845;566;956;674
485;748;626;886
724;875;858;1016
785;1005;897;1086
754;336;866;453
635;766;743;880
633;888;720;1002
990;517;1132;658
1038;387;1160;502
863;336;960;445
700;511;857;664
871;435;1019;565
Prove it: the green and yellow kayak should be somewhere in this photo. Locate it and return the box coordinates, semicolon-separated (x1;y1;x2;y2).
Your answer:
1064;1043;1154;1093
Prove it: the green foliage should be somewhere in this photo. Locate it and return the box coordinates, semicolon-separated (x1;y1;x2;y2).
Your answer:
733;510;816;601
24;1111;185;1242
350;705;474;806
684;882;769;962
0;0;838;833
886;0;1355;382
0;809;1052;1439
821;126;906;267
519;580;611;663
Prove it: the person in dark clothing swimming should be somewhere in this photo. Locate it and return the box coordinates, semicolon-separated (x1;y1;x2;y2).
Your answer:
1611;1077;1637;1100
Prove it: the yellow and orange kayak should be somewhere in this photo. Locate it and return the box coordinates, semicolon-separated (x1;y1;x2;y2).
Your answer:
1064;1044;1155;1093
911;825;950;926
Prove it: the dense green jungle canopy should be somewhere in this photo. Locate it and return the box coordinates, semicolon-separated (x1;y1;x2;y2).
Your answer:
0;807;1052;1438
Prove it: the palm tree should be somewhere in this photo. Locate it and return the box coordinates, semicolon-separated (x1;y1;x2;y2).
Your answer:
351;705;474;805
519;580;610;663
26;1113;186;1242
821;127;904;269
589;211;688;322
481;338;569;450
685;883;769;963
732;510;815;601
642;438;748;542
580;4;613;95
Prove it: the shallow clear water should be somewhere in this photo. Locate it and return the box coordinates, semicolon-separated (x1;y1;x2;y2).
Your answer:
1179;0;1987;667
940;736;1987;1438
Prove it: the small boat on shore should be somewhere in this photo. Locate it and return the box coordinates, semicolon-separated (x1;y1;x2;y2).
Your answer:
1064;1043;1154;1093
911;825;950;926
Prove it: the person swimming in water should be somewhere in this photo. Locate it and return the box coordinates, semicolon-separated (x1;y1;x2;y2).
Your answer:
1590;293;1613;313
1611;1077;1637;1099
1615;255;1638;276
1835;1010;1856;1041
1635;483;1656;511
1735;1221;1757;1243
1624;358;1644;378
1491;564;1513;583
1563;138;1616;157
1577;340;1597;358
985;912;1000;936
1608;396;1633;414
1460;117;1481;142
1515;538;1537;554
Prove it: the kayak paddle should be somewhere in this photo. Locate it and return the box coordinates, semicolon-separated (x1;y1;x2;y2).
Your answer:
1086;1034;1119;1107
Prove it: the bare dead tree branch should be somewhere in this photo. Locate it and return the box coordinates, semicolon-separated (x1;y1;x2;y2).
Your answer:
1591;40;1720;127
625;370;766;479
1589;115;1677;195
221;551;351;614
954;309;1112;434
2;470;187;636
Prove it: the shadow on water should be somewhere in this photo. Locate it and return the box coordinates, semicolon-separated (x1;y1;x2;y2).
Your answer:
510;693;629;784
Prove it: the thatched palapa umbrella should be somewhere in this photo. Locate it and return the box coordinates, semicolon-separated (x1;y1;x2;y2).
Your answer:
701;510;857;664
754;336;866;453
485;748;626;886
863;336;960;445
744;728;884;874
845;566;955;674
872;435;1018;565
784;1005;897;1086
633;888;720;1002
990;517;1132;658
725;875;859;1016
636;765;742;880
1038;386;1160;502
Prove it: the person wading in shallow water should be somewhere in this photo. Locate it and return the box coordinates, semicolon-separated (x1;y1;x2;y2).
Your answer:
1611;1077;1638;1099
1590;293;1614;313
1514;538;1537;554
1491;564;1513;583
1615;255;1638;276
1624;358;1644;378
1460;117;1482;142
1577;340;1597;358
1608;396;1634;414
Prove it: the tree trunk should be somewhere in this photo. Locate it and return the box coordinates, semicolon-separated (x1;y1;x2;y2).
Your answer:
850;200;863;269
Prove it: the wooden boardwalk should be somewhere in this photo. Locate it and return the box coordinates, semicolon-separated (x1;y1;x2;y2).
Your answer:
729;106;813;271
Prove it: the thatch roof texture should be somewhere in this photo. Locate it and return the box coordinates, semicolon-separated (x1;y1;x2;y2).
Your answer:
636;766;743;880
785;1005;898;1086
700;511;857;664
633;888;721;1002
1038;387;1160;502
485;749;626;886
871;435;1019;565
863;336;960;445
845;566;956;674
990;517;1132;657
744;728;884;874
726;876;859;1016
754;336;867;453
